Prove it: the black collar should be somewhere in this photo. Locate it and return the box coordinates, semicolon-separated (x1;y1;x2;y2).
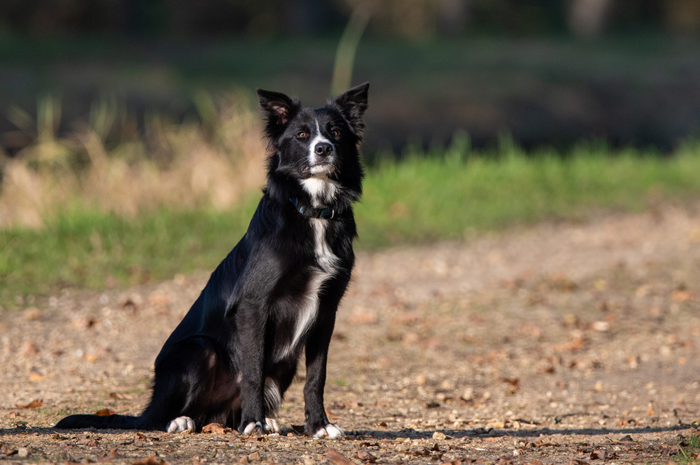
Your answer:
289;197;336;220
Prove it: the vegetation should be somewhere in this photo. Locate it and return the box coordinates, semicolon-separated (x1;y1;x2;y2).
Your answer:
677;434;700;464
3;125;700;306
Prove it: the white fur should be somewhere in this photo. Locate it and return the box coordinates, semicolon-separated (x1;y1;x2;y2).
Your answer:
275;269;327;361
264;377;282;414
275;219;340;361
308;119;332;167
167;416;195;433
301;177;339;208
243;421;265;435
313;423;345;439
265;418;280;433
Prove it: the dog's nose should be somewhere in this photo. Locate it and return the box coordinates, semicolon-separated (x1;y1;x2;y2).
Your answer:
314;142;333;157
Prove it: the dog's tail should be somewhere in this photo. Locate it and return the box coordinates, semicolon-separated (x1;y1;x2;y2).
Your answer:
55;414;141;430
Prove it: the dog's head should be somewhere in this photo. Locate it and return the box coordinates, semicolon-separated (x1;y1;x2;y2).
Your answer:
257;83;368;204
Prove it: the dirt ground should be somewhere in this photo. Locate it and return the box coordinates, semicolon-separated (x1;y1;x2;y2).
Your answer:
2;203;700;464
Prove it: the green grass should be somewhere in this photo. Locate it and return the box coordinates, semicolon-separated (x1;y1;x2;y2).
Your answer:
3;139;700;307
677;434;700;464
357;136;700;247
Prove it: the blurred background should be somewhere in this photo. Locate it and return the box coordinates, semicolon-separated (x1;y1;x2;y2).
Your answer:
2;0;700;156
3;0;700;303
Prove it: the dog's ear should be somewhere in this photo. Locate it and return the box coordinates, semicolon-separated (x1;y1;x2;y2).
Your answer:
330;82;369;138
256;89;300;135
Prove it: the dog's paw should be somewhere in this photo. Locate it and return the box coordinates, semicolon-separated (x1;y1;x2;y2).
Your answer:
265;418;280;434
311;423;345;439
167;416;195;433
242;421;269;436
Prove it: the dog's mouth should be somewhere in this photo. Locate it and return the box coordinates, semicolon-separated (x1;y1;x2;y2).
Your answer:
303;162;335;177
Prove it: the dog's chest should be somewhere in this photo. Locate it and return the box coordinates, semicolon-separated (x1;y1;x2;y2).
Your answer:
276;219;339;360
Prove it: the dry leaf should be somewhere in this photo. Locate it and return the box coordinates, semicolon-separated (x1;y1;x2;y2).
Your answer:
15;399;42;409
98;449;120;462
347;313;377;325
109;392;133;400
326;449;355;465
202;423;231;434
95;408;117;416
671;290;694;302
353;450;377;463
22;342;39;356
132;455;167;465
29;373;45;382
24;308;40;320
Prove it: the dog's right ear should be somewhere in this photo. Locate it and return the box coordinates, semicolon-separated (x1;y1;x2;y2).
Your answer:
257;89;300;137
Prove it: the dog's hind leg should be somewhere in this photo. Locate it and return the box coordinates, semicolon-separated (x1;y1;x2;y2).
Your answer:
140;336;241;432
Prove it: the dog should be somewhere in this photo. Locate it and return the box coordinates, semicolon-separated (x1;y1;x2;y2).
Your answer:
55;82;369;438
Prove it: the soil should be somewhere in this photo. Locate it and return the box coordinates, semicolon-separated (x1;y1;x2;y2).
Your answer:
1;204;700;464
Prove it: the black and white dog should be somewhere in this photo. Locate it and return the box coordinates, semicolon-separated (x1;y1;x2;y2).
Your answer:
56;83;369;439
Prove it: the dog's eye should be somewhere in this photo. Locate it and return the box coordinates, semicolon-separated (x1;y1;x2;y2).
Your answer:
331;130;340;137
297;131;308;139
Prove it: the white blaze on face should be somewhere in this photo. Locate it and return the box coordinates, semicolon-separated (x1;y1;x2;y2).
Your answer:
308;119;333;168
301;118;338;207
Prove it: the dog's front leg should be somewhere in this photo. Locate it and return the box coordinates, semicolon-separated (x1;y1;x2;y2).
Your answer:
235;301;269;435
304;313;345;439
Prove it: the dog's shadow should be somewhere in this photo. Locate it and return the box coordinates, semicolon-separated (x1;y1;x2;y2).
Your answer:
343;423;692;440
0;423;690;439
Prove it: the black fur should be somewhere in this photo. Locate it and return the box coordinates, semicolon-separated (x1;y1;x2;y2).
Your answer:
55;83;369;436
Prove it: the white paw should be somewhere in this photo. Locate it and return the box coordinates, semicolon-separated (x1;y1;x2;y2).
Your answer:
313;424;345;439
242;421;268;435
167;416;195;433
265;418;280;433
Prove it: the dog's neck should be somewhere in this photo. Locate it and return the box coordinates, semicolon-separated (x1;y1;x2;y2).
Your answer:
300;175;339;209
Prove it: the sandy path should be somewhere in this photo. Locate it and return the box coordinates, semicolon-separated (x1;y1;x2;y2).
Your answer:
1;204;699;463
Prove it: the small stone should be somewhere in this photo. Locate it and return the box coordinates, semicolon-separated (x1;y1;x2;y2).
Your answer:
17;448;28;458
432;432;446;440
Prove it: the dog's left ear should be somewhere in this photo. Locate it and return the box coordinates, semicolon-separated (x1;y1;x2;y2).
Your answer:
330;82;369;138
257;89;300;136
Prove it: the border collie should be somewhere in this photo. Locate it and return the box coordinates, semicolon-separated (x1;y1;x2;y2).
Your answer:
56;82;369;439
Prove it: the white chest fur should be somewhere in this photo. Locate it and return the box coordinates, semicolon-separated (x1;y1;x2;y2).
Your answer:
276;207;340;361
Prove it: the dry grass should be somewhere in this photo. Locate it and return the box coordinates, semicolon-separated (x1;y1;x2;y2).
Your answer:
0;92;266;229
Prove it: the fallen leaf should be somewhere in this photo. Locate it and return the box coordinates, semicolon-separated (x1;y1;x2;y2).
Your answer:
327;449;355;465
353;450;377;463
29;373;45;382
132;455;167;465
109;392;133;400
95;408;117;416
24;308;40;320
22;341;39;356
202;423;231;434
671;290;694;302
15;399;42;408
98;449;120;462
347;313;378;325
0;445;18;457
